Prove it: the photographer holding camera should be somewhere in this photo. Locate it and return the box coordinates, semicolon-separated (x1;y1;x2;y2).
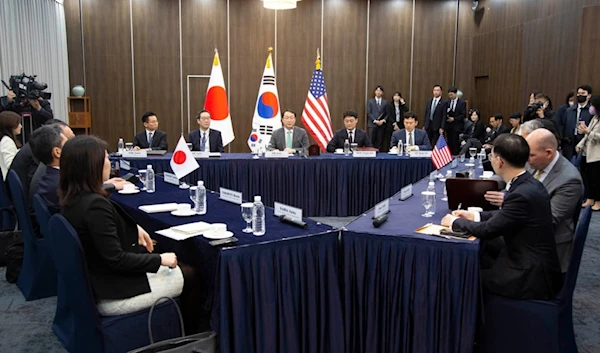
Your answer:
1;89;54;131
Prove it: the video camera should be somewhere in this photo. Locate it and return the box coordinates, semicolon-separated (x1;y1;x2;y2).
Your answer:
1;73;51;107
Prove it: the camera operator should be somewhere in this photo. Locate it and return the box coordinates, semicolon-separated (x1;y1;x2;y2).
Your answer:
1;89;54;131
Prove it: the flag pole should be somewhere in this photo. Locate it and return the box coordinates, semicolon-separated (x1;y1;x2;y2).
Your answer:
316;48;320;70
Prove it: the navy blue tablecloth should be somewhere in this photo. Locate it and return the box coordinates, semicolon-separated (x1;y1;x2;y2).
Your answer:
114;153;433;217
111;179;342;353
343;161;481;353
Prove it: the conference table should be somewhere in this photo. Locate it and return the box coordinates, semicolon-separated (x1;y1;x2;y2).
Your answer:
111;179;344;353
342;160;481;353
113;152;434;217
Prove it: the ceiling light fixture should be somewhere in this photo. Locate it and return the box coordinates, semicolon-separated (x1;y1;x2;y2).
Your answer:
262;0;300;10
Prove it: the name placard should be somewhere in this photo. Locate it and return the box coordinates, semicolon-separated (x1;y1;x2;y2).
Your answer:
399;184;413;201
451;159;458;168
274;202;303;221
208;152;221;158
119;159;131;171
219;187;243;204
163;172;180;186
409;150;432;158
265;151;289;158
191;151;210;159
352;151;377;158
373;199;390;219
122;150;147;158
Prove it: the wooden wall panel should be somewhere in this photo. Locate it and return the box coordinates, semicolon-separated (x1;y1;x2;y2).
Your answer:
81;0;133;149
276;0;322;139
578;5;600;93
228;0;275;152
181;0;228;137
367;0;413;112
131;0;181;150
411;0;457;127
64;0;84;88
521;9;581;110
323;0;368;131
455;0;475;101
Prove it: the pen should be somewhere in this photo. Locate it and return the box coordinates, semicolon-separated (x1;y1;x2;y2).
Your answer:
457;203;462;210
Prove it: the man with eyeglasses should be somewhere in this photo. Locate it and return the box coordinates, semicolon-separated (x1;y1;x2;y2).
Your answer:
188;110;224;152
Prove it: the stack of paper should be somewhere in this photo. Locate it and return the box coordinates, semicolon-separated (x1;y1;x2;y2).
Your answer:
170;222;211;235
139;203;179;213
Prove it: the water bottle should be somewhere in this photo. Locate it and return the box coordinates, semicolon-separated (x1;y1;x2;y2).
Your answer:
252;196;265;236
343;139;350;156
397;140;403;156
196;180;206;215
426;181;436;193
118;138;125;154
146;164;155;193
446;170;452;178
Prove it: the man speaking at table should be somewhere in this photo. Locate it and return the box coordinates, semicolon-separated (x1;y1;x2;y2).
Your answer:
326;110;372;152
441;134;562;300
389;112;431;151
133;111;168;150
267;110;309;153
188;110;224;152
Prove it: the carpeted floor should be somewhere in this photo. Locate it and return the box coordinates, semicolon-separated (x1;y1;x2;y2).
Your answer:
1;214;599;353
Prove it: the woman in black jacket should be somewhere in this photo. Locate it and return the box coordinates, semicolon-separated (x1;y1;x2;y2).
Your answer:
458;109;485;155
382;92;409;152
59;136;183;316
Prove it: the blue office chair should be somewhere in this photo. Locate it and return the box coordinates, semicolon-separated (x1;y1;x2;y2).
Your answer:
32;194;52;238
479;206;593;353
48;214;182;353
7;170;57;300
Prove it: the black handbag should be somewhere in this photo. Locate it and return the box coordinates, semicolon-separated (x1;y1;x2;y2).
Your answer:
128;297;217;353
0;206;22;268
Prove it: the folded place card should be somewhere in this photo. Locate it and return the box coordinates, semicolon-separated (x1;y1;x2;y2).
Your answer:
353;151;376;158
163;172;179;185
274;202;303;221
219;187;243;204
192;151;210;159
122;150;148;158
209;152;221;157
399;184;413;200
170;221;212;235
373;199;390;219
138;203;179;213
265;151;289;158
409;151;432;158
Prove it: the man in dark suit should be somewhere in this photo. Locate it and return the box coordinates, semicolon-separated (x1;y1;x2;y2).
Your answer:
133;111;168;150
442;134;563;300
561;85;593;161
188;110;224;152
390;112;431;151
326;110;372;153
267;110;309;153
445;87;466;155
366;86;387;150
483;114;510;150
484;129;583;273
423;84;447;146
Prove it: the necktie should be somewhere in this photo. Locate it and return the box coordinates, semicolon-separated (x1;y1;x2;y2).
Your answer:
576;107;582;135
348;131;354;144
534;170;543;180
451;100;455;111
430;99;437;121
147;132;153;147
377;98;381;106
200;132;206;151
286;130;292;149
408;132;414;146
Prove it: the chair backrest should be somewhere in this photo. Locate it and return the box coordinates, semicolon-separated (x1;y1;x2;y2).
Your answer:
0;170;16;230
7;170;37;245
558;206;592;301
47;214;101;326
33;194;51;238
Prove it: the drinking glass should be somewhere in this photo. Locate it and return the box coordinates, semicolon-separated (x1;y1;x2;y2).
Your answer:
138;169;148;191
440;179;448;201
421;191;436;217
189;186;198;211
241;202;254;233
350;143;358;152
125;142;133;151
469;147;477;161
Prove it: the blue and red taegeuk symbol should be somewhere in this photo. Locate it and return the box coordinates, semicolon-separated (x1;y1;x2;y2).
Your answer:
257;92;279;119
249;133;259;142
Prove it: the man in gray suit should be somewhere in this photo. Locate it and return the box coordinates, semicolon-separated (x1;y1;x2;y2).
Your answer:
367;85;387;150
485;128;583;273
267;110;309;153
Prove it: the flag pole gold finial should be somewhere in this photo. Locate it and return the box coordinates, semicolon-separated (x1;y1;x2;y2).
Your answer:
268;47;273;54
214;47;218;53
316;48;321;70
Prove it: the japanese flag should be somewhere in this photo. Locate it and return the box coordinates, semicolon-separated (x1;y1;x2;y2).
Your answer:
170;136;199;179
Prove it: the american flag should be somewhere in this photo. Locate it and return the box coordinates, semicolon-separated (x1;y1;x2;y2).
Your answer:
302;64;333;152
432;135;453;169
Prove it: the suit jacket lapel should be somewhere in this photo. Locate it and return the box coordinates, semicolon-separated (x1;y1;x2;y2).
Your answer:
542;157;561;188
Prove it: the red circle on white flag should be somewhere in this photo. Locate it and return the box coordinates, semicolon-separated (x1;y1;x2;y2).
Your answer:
173;151;187;164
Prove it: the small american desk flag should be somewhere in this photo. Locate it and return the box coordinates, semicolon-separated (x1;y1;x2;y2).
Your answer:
302;50;333;152
432;135;453;169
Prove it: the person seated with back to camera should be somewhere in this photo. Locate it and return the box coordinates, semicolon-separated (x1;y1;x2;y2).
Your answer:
133;111;168;151
389;111;431;152
59;136;203;331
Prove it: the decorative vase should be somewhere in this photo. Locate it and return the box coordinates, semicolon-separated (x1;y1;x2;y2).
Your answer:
72;85;85;97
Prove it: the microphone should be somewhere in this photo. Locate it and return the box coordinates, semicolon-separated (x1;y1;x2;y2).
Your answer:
279;215;308;229
372;214;388;228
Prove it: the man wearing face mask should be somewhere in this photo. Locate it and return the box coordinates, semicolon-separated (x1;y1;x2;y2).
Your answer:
562;85;593;161
555;91;576;143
